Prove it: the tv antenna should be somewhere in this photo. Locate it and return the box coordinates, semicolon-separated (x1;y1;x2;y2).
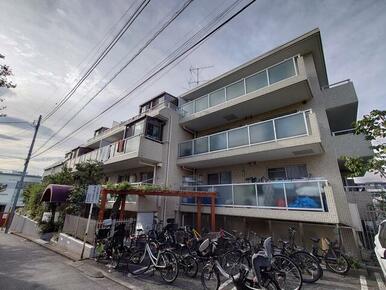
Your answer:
188;65;213;88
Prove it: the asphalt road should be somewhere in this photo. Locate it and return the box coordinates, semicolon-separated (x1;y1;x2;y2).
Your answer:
0;231;126;290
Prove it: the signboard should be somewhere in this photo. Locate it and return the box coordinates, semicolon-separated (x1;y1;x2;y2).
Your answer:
85;185;101;204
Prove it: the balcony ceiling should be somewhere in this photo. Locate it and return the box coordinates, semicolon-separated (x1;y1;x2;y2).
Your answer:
177;137;323;169
180;78;312;131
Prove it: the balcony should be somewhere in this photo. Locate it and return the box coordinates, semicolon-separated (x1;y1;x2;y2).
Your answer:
332;129;373;159
177;111;323;168
324;80;358;132
180;179;337;223
179;56;312;131
66;134;163;172
181;179;327;211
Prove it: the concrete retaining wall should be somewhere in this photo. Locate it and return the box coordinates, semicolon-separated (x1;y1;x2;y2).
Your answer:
10;213;41;239
58;232;94;258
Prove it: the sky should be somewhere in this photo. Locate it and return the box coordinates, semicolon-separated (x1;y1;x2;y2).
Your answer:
0;0;385;176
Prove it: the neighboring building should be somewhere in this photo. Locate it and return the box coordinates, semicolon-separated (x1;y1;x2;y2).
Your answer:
0;170;42;218
44;29;373;255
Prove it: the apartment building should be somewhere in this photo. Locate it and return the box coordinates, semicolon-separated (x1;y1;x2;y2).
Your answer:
0;170;42;225
45;29;373;254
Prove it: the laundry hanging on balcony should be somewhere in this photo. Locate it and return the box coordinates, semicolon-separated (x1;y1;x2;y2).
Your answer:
116;140;125;153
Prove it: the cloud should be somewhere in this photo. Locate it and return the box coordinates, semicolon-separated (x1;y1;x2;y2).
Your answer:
0;0;385;175
0;133;20;141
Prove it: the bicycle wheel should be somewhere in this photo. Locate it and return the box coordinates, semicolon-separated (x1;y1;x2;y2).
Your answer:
127;249;151;276
272;254;303;290
158;251;179;283
325;254;350;275
201;264;220;290
222;250;243;275
182;255;199;278
290;251;322;283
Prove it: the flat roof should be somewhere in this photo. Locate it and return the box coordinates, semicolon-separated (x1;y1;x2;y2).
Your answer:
179;28;328;101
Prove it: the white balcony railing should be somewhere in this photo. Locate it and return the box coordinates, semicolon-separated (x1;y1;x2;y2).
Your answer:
180;56;299;116
181;179;328;212
178;110;311;158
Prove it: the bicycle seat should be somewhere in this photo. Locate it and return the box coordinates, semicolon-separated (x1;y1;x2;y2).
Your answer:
310;237;320;243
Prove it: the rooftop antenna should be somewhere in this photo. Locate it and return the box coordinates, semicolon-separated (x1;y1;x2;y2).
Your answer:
188;65;213;88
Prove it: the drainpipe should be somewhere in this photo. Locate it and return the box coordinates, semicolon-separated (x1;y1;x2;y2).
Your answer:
163;112;173;226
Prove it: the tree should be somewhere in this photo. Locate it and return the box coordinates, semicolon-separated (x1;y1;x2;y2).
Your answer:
0;54;16;117
65;161;104;215
343;110;386;221
343;110;386;178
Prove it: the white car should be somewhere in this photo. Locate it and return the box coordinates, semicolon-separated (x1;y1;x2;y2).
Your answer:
374;220;386;276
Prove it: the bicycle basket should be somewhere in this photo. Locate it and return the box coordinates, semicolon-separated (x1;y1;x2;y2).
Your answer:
199;238;211;256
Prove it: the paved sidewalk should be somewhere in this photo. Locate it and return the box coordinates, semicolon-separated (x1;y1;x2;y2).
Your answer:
0;231;127;290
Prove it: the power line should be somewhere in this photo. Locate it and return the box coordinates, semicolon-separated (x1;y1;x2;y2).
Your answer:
33;0;194;155
73;1;139;79
33;0;241;155
42;0;151;123
31;0;256;159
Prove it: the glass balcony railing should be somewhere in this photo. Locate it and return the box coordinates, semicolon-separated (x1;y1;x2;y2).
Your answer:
67;134;143;168
180;56;299;116
181;179;328;212
178;110;311;158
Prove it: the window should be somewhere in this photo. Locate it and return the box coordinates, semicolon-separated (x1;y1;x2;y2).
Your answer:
140;172;154;183
208;171;231;185
245;71;268;93
126;120;145;138
268;167;286;180
134;120;144;136
268;165;308;180
226;80;245;100
145;118;163;142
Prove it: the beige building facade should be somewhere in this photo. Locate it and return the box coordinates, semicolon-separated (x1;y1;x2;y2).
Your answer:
45;29;373;255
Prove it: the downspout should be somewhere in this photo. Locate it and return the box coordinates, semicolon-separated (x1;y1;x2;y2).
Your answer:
163;112;173;225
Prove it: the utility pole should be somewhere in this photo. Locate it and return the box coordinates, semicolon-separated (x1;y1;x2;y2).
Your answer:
5;115;42;233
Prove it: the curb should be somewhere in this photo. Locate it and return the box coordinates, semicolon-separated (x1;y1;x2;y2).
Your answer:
10;232;136;289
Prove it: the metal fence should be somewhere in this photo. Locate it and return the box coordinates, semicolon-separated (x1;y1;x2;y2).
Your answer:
62;214;97;244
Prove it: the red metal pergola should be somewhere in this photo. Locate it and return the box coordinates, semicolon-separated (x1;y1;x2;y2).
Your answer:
98;188;217;232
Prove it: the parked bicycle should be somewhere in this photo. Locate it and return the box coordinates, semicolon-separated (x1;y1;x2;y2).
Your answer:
200;236;303;290
275;227;323;283
310;237;350;275
127;234;179;283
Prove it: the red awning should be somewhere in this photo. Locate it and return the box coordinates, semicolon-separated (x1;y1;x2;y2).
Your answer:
40;184;73;203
